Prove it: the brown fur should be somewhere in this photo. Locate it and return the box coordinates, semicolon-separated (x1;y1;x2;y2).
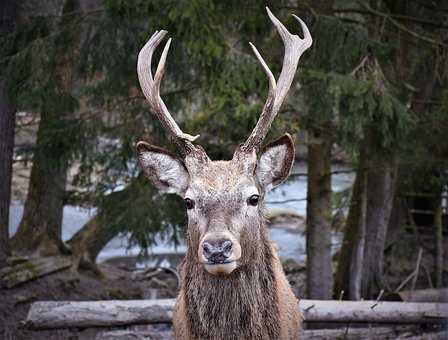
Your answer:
136;7;311;335
174;218;301;339
137;135;301;339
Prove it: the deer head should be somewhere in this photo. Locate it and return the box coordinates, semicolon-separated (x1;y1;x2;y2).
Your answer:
136;7;312;276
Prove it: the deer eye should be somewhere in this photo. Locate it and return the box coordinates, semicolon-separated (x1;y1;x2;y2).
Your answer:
184;198;195;210
247;194;260;206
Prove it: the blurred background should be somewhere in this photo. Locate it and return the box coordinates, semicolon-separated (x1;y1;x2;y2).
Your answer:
0;0;447;338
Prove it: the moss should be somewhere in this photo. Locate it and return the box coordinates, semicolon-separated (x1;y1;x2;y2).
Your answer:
13;260;39;276
106;288;129;300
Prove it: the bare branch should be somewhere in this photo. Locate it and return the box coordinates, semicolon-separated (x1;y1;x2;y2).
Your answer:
358;2;447;47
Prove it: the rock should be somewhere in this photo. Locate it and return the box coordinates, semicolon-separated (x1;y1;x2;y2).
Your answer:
266;209;306;231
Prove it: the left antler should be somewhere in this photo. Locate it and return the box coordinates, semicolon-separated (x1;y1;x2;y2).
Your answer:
240;7;312;152
137;30;200;154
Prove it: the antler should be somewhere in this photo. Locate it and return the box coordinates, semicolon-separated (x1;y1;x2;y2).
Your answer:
137;30;200;154
240;7;312;152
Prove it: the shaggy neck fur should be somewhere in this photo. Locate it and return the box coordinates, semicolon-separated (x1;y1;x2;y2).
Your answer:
181;227;280;340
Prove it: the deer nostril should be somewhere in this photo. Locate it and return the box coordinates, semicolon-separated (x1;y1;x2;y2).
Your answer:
203;242;212;255
202;239;233;264
222;240;232;253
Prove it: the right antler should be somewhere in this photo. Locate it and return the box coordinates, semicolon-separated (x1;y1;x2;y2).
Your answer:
240;7;312;152
137;30;200;154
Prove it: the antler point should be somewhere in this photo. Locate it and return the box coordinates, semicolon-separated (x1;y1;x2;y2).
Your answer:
181;134;200;142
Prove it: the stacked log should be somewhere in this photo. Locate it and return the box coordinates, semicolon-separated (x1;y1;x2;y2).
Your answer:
25;299;448;330
0;256;71;288
94;326;446;340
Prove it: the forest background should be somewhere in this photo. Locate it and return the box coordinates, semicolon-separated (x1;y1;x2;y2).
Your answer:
0;0;447;325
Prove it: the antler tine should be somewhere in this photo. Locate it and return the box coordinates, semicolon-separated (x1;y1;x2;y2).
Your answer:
137;30;199;153
240;7;312;152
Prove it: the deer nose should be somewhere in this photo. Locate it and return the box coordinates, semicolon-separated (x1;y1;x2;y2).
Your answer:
202;239;233;264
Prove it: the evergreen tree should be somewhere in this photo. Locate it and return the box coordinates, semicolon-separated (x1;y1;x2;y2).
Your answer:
3;1;446;292
11;0;85;256
0;0;17;268
334;0;447;298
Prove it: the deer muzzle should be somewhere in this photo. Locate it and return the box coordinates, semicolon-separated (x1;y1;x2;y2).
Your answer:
199;232;241;276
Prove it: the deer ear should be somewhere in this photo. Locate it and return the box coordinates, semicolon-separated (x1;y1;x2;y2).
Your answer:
136;141;189;195
256;134;295;192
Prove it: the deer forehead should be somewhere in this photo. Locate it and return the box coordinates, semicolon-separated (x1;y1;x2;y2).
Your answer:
186;160;258;200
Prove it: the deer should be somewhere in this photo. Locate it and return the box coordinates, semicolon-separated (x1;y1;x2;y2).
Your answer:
135;7;312;340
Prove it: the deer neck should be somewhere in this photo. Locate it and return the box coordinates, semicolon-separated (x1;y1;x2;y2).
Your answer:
181;229;281;339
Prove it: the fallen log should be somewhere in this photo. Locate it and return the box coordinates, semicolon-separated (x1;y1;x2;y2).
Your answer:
396;330;448;340
26;300;174;330
0;256;72;288
398;288;448;303
95;330;172;340
302;325;436;340
25;299;448;330
300;299;448;323
94;325;427;340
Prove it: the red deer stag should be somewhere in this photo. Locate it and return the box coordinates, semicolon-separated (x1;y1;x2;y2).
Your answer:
136;7;312;340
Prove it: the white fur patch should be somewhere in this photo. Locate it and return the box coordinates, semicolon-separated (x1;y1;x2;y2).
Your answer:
242;186;259;198
256;144;290;192
204;261;237;276
139;151;189;195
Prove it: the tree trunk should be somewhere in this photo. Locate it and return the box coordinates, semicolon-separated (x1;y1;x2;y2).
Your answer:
434;194;443;288
68;215;117;272
11;118;70;256
68;178;144;271
334;143;368;300
11;0;81;256
361;151;398;298
0;0;17;269
304;0;335;300
306;131;333;299
335;130;398;300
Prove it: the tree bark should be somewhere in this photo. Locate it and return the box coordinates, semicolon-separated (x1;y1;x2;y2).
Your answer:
25;299;448;330
347;168;367;300
68;215;117;272
11;0;81;256
361;150;398;298
306;131;333;299
399;288;448;303
95;326;423;340
68;177;145;271
433;194;443;288
11;128;69;256
300;326;427;340
0;0;17;269
334;143;368;300
0;256;72;288
304;0;335;301
335;132;398;300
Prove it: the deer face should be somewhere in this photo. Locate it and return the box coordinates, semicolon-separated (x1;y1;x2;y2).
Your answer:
135;7;310;276
137;134;294;275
